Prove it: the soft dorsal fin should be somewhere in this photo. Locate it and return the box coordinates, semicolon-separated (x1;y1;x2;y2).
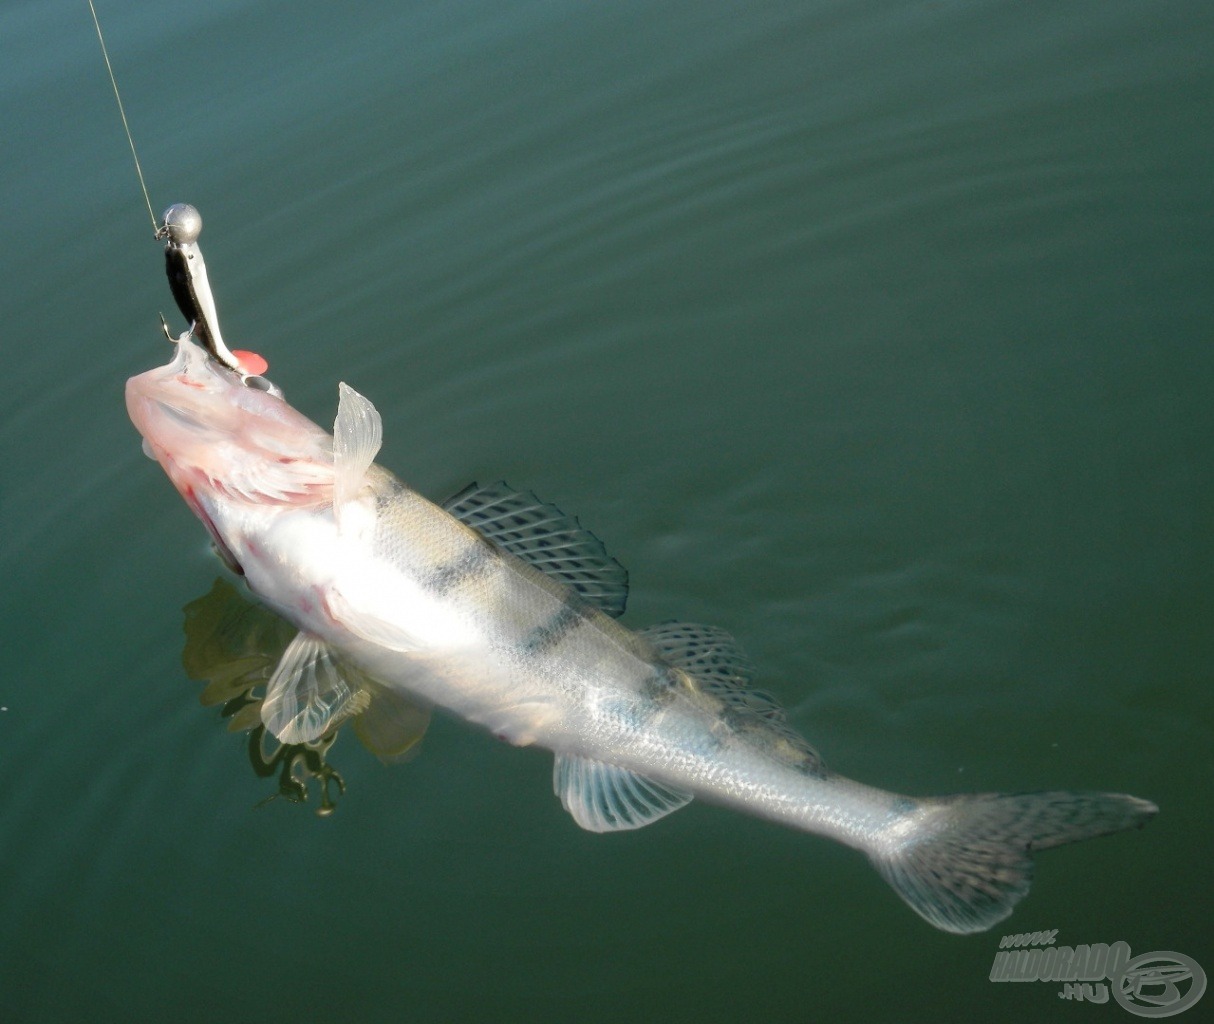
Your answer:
553;754;691;832
333;382;382;523
261;631;360;744
443;481;629;617
639;621;758;694
639;621;822;767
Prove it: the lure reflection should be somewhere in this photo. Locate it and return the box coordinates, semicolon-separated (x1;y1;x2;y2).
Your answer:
182;578;426;814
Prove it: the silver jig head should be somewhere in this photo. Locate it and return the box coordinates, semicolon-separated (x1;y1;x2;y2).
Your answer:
159;203;243;372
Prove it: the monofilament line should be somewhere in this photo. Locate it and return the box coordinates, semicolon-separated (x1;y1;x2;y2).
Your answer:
88;0;159;237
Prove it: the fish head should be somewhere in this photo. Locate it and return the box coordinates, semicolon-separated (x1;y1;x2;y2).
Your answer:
126;333;334;514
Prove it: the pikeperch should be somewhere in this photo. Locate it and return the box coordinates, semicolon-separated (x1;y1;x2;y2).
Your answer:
127;333;1156;933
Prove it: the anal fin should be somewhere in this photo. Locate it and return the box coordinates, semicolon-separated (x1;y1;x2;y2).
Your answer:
554;754;691;832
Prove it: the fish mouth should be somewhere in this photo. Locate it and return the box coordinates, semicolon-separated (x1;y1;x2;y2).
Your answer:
157;402;211;432
124;343;241;448
125;387;219;457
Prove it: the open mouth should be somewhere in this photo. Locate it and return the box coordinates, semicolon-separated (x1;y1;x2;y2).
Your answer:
159;402;210;431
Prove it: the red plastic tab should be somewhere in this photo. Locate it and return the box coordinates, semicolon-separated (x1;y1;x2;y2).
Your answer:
232;350;269;376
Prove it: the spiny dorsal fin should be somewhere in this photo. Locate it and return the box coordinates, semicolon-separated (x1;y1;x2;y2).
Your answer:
553;754;691;832
333;382;382;525
261;631;360;744
443;481;629;617
639;621;822;767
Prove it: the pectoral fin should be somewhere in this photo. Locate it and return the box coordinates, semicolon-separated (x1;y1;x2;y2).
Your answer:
553;754;691;832
262;631;361;744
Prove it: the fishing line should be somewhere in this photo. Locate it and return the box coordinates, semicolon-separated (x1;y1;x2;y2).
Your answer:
88;0;159;237
87;2;269;378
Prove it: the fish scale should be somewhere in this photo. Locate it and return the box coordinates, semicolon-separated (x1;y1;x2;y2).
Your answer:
127;332;1157;934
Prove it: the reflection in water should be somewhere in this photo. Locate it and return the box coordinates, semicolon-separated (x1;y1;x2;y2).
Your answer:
182;578;350;815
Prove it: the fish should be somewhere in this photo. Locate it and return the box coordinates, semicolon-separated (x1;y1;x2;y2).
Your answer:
126;332;1156;934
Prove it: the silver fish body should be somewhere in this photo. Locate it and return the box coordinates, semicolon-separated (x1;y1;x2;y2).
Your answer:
127;335;1156;933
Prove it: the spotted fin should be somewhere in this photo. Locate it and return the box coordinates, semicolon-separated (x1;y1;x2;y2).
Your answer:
261;631;360;744
554;754;691;832
871;791;1157;933
443;481;629;617
640;621;822;767
333;382;382;522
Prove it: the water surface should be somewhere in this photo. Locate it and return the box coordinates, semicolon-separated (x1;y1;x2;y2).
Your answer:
2;2;1211;1020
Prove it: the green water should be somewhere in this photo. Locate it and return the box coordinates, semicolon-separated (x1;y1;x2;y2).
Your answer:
2;1;1211;1020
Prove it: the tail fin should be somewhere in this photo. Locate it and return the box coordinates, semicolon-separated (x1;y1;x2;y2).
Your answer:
870;791;1157;934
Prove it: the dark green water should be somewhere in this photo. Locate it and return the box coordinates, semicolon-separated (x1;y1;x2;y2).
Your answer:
2;1;1211;1020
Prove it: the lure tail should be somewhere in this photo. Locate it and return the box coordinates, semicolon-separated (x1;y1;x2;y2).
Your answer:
869;791;1157;934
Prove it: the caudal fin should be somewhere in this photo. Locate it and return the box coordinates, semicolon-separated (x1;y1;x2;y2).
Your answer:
870;791;1157;934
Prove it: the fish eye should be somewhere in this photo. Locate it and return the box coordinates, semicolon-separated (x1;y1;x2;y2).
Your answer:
242;374;283;398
